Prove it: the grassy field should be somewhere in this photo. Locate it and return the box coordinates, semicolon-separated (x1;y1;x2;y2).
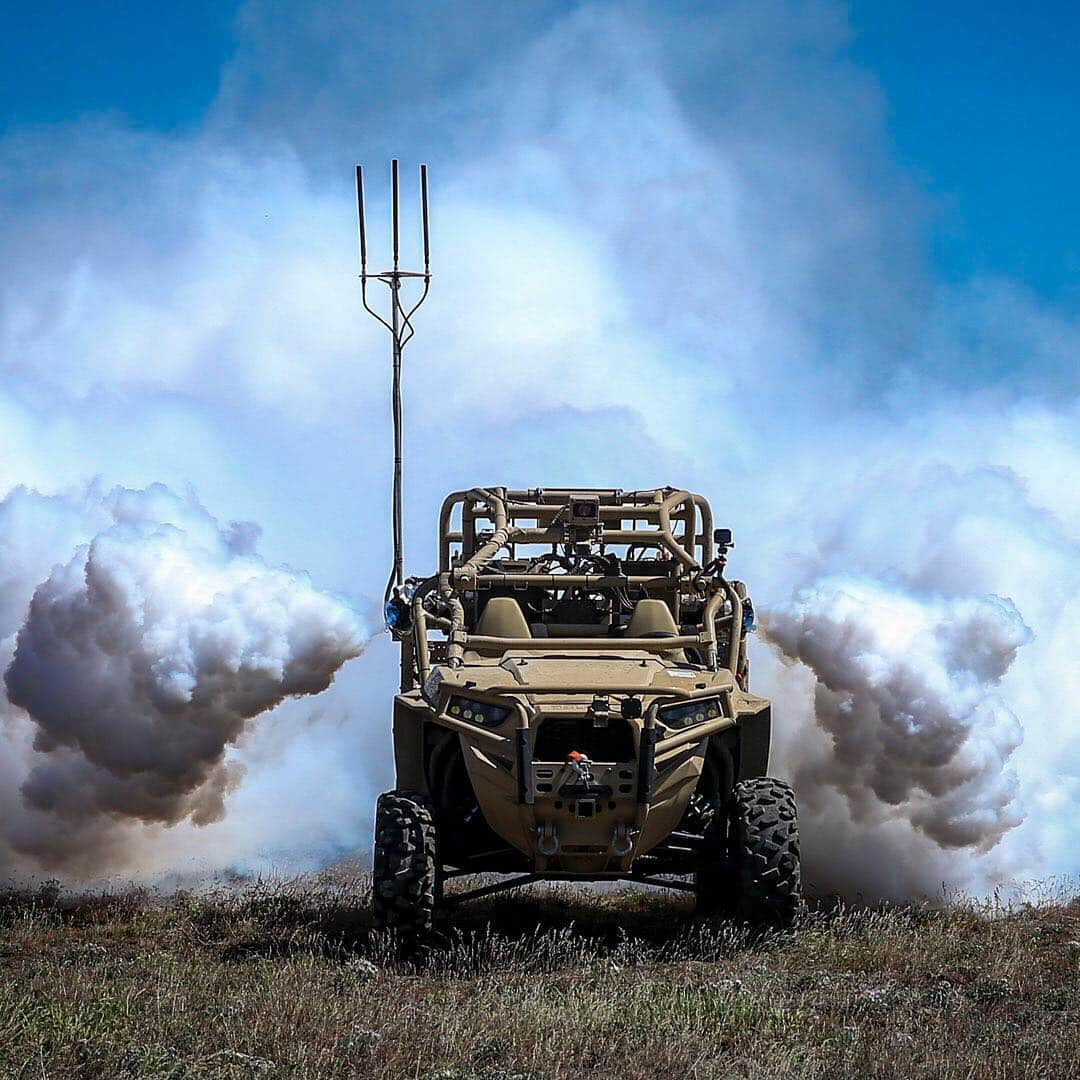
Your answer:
0;875;1076;1079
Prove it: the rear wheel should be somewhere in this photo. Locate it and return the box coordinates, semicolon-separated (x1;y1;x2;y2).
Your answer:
696;777;802;926
372;790;438;937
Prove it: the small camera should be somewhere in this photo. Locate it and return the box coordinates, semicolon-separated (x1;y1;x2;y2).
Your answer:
569;497;600;523
566;495;602;543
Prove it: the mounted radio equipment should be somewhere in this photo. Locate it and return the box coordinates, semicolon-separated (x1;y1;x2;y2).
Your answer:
354;159;431;629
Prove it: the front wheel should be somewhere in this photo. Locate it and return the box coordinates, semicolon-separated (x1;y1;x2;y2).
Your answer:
372;790;438;938
729;777;802;926
696;777;802;926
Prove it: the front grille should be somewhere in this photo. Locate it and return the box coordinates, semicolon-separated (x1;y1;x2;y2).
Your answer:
533;717;635;762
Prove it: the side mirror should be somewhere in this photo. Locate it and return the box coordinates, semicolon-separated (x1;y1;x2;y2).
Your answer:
714;527;734;548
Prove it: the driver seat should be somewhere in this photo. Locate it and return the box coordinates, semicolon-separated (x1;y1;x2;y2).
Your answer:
626;599;685;660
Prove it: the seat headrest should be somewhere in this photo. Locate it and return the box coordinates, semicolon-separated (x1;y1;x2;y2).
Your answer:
475;597;532;639
626;598;679;638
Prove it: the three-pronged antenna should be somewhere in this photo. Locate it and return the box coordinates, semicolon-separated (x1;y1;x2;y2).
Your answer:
355;160;431;345
354;160;431;606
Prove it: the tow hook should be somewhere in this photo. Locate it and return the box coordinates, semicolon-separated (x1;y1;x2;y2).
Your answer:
561;751;612;799
566;750;594;785
537;820;560;856
610;822;636;857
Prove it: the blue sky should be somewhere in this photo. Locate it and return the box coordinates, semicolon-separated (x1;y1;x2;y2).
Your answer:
2;1;1077;300
847;2;1080;300
0;1;236;131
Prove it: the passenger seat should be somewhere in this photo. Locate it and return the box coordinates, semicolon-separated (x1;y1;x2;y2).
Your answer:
474;597;532;639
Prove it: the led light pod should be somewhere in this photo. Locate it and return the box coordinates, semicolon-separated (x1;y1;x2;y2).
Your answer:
657;696;723;730
447;695;512;728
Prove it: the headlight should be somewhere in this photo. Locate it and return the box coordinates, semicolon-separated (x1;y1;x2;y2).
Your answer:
447;695;512;728
657;697;723;730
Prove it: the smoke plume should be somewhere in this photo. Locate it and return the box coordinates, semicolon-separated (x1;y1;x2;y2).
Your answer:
0;484;364;872
764;578;1031;852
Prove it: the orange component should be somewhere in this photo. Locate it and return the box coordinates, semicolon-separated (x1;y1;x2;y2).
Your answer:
566;750;588;764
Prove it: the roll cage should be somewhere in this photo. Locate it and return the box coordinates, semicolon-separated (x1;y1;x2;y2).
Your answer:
393;487;747;693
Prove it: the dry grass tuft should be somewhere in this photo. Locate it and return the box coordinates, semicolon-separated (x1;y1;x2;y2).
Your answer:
0;874;1076;1078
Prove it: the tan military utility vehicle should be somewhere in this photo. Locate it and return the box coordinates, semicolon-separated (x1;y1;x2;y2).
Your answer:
372;487;801;934
353;163;800;936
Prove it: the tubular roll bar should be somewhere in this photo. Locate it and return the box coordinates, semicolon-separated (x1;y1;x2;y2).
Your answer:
409;487;743;687
438;487;713;573
455;573;678;588
465;635;703;652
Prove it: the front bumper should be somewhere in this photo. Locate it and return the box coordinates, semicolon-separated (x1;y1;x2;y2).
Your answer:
442;698;733;876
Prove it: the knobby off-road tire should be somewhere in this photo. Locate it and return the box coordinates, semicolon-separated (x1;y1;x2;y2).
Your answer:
696;777;802;926
728;777;802;927
372;791;438;938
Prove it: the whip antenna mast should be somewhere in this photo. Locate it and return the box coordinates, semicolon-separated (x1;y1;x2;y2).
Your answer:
355;160;431;621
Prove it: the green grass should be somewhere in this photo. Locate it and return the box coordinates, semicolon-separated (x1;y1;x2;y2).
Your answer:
0;875;1076;1078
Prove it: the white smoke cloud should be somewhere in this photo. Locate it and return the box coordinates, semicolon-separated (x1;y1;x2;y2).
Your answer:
0;1;1076;894
751;443;1078;898
0;484;365;873
764;579;1031;851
